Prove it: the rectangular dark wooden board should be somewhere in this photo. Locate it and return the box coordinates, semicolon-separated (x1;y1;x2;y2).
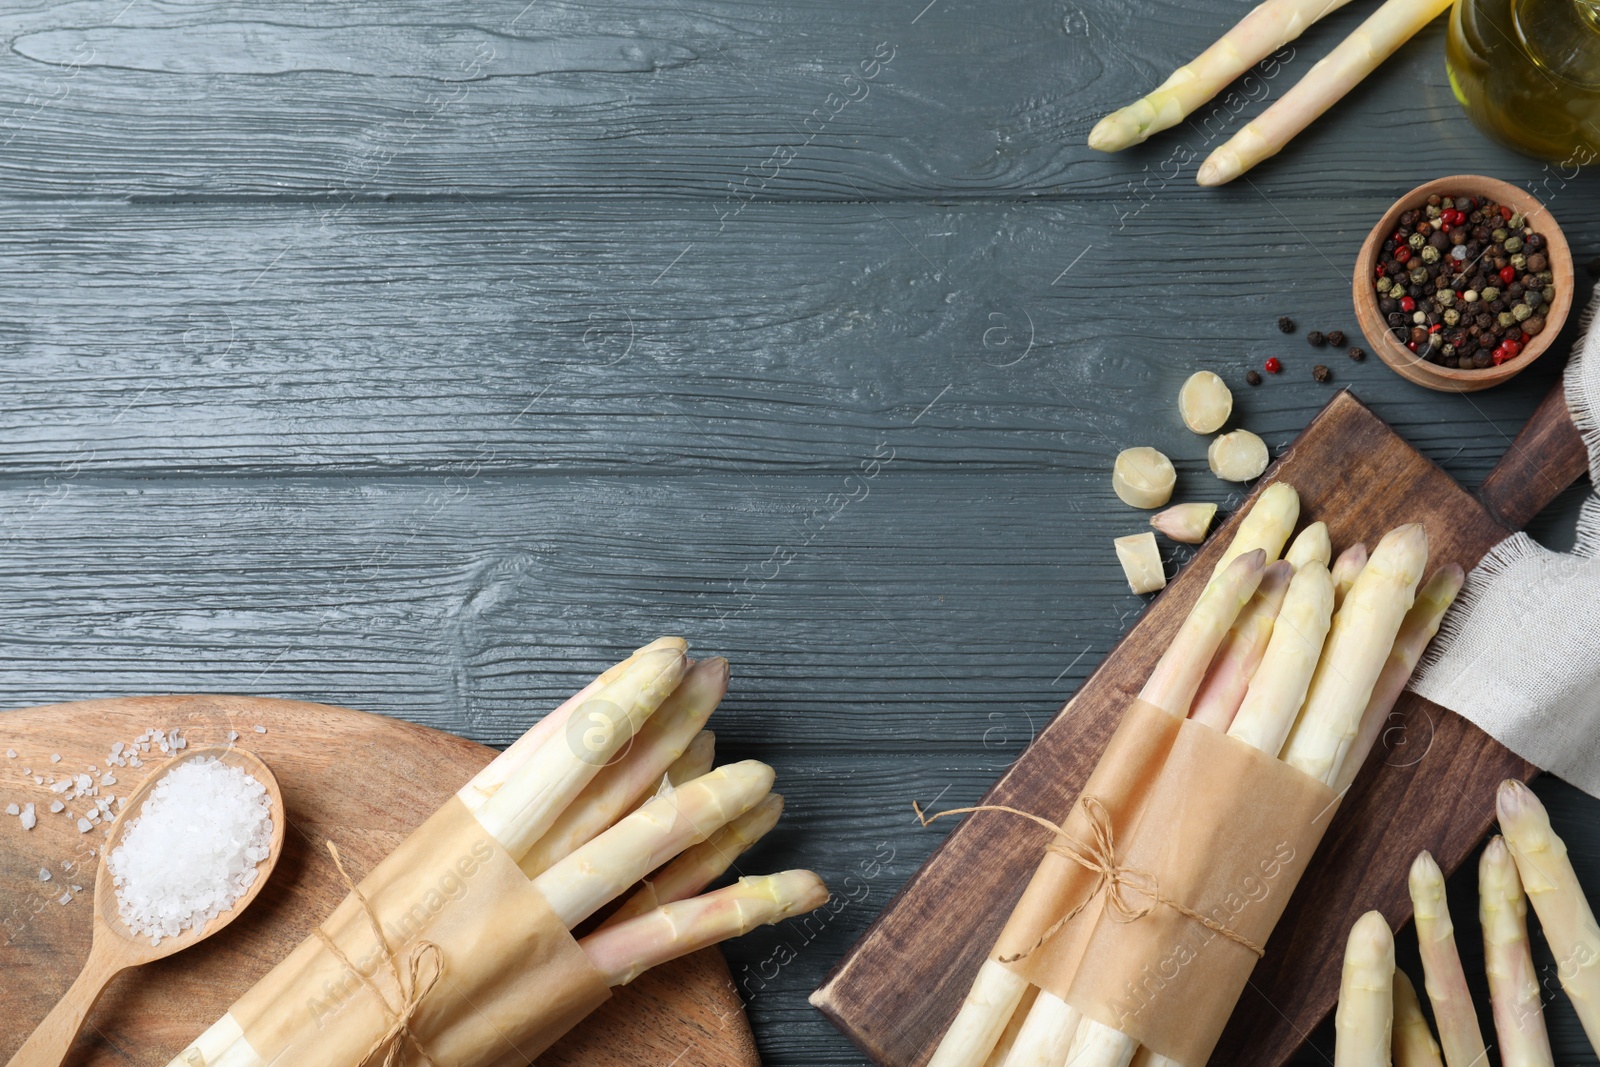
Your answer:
812;390;1541;1067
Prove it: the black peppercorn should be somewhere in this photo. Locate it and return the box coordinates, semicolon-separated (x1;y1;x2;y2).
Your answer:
1306;330;1326;347
1277;316;1295;333
1312;364;1331;383
1326;330;1346;347
1347;346;1365;362
1245;369;1262;386
1526;233;1546;252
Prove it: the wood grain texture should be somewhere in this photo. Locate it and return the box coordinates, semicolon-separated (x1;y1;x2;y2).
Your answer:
0;0;1597;1063
812;393;1553;1067
1480;382;1593;530
0;695;758;1067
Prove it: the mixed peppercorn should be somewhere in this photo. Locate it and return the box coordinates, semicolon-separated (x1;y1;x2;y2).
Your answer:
1373;194;1555;369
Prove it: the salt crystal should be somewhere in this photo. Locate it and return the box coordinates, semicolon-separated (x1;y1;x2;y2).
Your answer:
102;775;116;787
4;803;16;816
227;731;238;743
49;754;60;763
108;756;274;945
70;885;81;892
111;742;124;758
19;804;35;830
76;774;91;793
4;750;13;758
49;801;63;813
253;726;267;734
76;818;92;833
58;892;71;905
38;869;49;881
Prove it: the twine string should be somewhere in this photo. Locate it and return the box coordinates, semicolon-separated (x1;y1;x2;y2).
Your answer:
913;795;1265;962
313;841;445;1067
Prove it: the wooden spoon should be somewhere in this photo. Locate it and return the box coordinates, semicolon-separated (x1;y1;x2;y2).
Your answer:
5;746;284;1067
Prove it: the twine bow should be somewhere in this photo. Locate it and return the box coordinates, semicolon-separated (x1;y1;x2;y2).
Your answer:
913;795;1265;962
314;841;445;1067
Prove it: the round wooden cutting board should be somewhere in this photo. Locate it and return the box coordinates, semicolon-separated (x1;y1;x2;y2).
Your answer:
0;694;760;1067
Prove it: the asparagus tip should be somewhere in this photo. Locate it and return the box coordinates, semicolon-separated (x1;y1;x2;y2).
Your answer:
1497;777;1538;821
1409;849;1443;888
1347;909;1394;962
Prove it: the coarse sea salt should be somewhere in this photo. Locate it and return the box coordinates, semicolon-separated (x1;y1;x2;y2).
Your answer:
109;757;273;946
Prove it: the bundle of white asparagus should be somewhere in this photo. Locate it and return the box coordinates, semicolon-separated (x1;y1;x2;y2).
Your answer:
169;639;827;1067
927;482;1463;1067
1334;781;1600;1065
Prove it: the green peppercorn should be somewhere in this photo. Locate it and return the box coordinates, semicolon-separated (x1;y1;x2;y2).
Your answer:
1538;270;1554;283
1408;232;1426;249
1421;246;1441;264
1498;312;1516;328
1511;253;1527;271
1376;276;1393;293
1505;235;1524;253
1513;303;1532;322
1481;286;1500;302
1510;212;1525;228
1492;227;1509;243
1437;289;1455;306
1410;267;1428;284
1442;344;1456;357
1543;285;1556;302
1443;308;1461;326
1427;205;1443;219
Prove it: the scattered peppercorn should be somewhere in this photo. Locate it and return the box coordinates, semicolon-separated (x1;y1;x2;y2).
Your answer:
1245;369;1263;386
1326;330;1346;347
1370;192;1555;368
1277;316;1295;333
1312;364;1331;383
1264;357;1283;374
1306;330;1326;347
1348;346;1365;362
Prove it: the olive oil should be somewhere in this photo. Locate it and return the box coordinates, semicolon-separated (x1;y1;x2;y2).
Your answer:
1447;0;1600;161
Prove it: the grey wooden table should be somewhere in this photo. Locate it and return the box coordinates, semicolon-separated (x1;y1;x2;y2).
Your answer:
0;0;1596;1063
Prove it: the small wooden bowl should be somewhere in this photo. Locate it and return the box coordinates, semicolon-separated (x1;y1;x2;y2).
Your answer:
1352;175;1574;393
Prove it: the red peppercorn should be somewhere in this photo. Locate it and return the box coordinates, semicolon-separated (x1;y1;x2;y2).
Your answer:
1499;265;1517;285
1450;209;1467;225
1264;357;1282;374
1492;345;1508;365
1395;247;1412;264
1500;205;1513;221
1429;323;1443;333
1503;338;1522;357
1400;296;1416;312
1407;341;1420;352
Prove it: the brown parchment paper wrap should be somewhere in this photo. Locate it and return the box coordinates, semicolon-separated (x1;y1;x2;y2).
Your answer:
226;797;612;1067
997;700;1339;1067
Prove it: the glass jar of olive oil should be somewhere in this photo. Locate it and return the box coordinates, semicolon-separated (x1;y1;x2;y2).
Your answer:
1447;0;1600;162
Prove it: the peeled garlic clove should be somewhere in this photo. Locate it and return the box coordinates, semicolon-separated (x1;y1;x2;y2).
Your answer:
1285;521;1331;569
1114;532;1166;594
1150;502;1217;544
1208;430;1269;482
1112;447;1176;509
1178;371;1233;434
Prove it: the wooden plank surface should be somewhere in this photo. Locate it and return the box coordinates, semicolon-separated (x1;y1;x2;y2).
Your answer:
0;694;757;1067
0;0;1597;1063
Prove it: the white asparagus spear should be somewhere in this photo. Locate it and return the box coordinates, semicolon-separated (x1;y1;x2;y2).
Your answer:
1209;482;1299;582
1281;524;1428;786
1066;1018;1137;1067
1189;559;1294;730
1497;779;1600;1053
1334;911;1395;1067
1332;565;1464;794
518;659;728;877
667;729;716;785
1410;851;1488;1067
1481;835;1555;1067
1128;1050;1180;1067
1227;560;1334;757
985;986;1040;1067
1286;521;1332;569
579;870;827;986
1088;0;1354;151
478;646;689;861
1000;989;1081;1067
1392;970;1444;1067
459;637;687;813
1197;0;1455;185
602;792;785;928
927;550;1267;1067
533;760;773;928
929;962;1035;1067
1331;543;1368;611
